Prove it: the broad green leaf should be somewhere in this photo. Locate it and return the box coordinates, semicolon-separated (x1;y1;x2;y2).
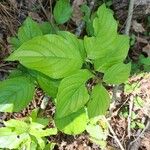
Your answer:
0;77;34;112
0;133;30;149
37;73;60;98
84;35;129;72
84;4;130;72
93;4;117;38
55;108;87;135
58;31;86;60
29;127;57;137
0;127;14;136
86;124;108;140
87;85;110;118
4;119;28;134
103;63;131;84
7;34;83;79
84;35;129;59
10;66;60;97
54;0;72;24
10;17;42;49
12;64;60;98
56;70;92;118
10;37;20;50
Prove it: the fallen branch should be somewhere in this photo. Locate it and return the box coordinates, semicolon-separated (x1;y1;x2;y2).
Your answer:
125;0;135;35
128;117;150;150
104;117;125;150
127;95;134;138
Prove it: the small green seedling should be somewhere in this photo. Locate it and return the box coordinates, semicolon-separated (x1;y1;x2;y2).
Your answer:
131;54;150;74
120;97;145;130
0;109;57;150
86;116;109;149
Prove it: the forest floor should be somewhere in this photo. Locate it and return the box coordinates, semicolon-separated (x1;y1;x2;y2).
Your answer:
0;0;150;150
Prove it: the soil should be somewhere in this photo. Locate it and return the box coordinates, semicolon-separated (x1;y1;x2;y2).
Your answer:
0;0;150;150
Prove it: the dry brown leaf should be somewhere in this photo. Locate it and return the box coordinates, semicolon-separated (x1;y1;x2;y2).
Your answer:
72;0;86;25
141;132;150;150
132;20;145;33
25;0;37;9
8;0;18;9
136;37;148;44
28;12;42;22
143;44;150;57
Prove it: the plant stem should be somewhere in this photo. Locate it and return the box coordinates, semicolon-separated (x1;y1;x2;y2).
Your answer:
125;0;135;35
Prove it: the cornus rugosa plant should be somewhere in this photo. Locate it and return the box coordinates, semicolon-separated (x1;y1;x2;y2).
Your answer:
0;4;131;135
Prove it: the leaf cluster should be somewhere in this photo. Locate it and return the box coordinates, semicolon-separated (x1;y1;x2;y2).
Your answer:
0;109;57;150
0;4;131;135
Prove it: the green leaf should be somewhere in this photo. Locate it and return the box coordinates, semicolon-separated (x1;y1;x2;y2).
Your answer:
86;124;108;140
131;121;136;129
10;17;43;49
44;143;56;150
84;35;129;59
87;85;110;118
84;35;129;72
29;126;57;137
58;31;86;60
93;4;117;38
0;127;14;136
136;122;145;129
0;133;30;149
140;57;150;65
10;37;20;50
103;63;131;84
7;34;83;79
84;4;130;72
0;117;56;149
39;22;53;34
134;96;144;108
81;4;94;36
55;108;87;135
30;109;49;126
37;73;60;98
56;70;92;118
8;69;25;79
36;137;45;149
0;77;35;112
4;119;28;134
54;0;72;24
